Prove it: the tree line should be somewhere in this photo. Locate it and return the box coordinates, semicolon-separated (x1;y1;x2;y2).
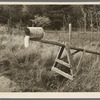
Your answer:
0;5;100;32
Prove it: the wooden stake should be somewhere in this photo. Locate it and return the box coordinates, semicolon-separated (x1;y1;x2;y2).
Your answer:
69;23;72;45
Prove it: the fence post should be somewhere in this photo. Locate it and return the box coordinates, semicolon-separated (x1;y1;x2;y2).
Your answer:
69;23;72;45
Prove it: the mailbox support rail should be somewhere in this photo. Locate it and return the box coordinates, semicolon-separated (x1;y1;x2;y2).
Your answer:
30;38;100;56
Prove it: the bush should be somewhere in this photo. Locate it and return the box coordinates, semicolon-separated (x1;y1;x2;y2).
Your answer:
33;15;50;28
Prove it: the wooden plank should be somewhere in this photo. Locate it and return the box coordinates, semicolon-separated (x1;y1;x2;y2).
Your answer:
72;50;80;55
55;59;70;68
57;46;65;59
30;39;100;55
53;46;65;67
65;42;74;76
52;67;73;80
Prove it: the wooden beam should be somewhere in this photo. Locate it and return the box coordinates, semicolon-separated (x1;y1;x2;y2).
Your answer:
30;38;100;55
30;38;65;47
70;46;100;55
55;58;70;68
52;67;73;80
53;46;65;67
65;42;74;76
72;50;80;55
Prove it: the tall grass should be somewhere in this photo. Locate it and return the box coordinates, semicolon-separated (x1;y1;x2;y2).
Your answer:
0;26;100;92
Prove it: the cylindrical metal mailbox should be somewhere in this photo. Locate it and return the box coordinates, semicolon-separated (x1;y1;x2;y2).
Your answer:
24;27;45;48
26;27;45;40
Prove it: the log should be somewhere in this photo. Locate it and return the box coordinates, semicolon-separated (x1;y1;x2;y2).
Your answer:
30;38;65;47
30;38;100;55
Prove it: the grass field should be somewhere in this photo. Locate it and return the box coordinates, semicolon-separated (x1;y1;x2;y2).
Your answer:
1;26;100;92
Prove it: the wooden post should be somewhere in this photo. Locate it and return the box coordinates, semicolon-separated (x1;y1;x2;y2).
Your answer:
69;23;72;45
52;46;65;67
65;42;73;77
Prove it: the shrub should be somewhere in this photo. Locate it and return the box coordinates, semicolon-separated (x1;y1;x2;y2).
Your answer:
32;15;50;28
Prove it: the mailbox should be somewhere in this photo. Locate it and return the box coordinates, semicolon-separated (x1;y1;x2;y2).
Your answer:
24;27;45;47
25;27;45;40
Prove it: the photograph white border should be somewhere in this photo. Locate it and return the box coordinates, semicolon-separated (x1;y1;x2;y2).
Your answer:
0;2;100;5
0;1;100;98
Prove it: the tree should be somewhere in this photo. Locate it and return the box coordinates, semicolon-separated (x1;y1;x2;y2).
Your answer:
2;5;23;26
80;6;87;33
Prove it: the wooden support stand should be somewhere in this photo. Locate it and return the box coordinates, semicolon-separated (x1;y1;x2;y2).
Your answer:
51;43;73;80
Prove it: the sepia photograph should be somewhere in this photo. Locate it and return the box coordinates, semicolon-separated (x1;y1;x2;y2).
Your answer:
0;2;100;96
